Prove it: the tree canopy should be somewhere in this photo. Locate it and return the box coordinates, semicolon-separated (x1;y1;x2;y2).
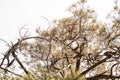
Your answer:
0;0;120;80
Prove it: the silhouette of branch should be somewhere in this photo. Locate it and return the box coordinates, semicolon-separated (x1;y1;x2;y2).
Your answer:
74;52;115;80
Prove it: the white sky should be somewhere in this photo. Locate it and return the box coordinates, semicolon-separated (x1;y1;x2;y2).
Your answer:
0;0;114;42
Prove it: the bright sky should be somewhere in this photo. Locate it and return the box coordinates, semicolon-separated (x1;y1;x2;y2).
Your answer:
0;0;114;42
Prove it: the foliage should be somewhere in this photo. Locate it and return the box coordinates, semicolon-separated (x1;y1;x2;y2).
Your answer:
0;0;120;80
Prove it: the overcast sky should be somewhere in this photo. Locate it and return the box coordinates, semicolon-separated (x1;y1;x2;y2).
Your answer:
0;0;114;42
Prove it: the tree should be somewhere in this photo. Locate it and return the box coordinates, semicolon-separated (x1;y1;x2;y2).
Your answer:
0;0;120;80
